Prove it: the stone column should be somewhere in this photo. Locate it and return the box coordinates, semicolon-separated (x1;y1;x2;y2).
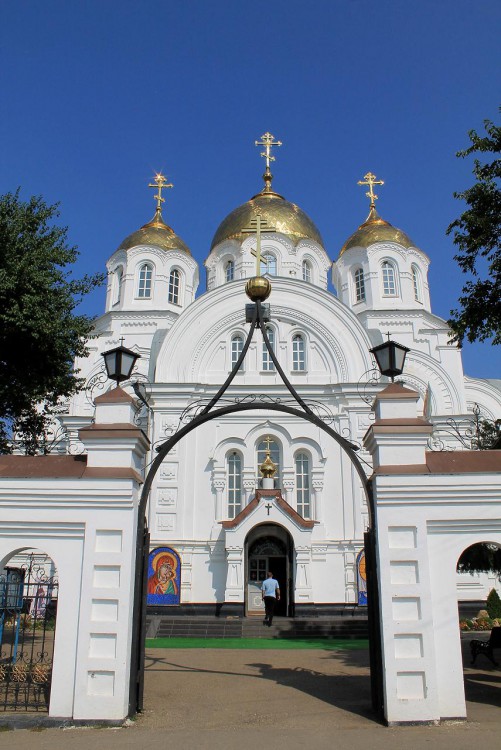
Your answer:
243;476;256;503
311;477;324;521
294;546;313;605
212;476;226;520
224;546;244;603
282;475;295;504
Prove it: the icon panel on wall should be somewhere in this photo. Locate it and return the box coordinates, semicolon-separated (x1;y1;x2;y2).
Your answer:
147;547;181;606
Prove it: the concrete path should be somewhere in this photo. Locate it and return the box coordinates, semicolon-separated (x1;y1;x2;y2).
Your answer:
1;639;500;749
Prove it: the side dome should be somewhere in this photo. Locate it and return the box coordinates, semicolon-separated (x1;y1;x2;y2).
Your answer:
210;191;324;251
339;206;414;256
118;208;191;255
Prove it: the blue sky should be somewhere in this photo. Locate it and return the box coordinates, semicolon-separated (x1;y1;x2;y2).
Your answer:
1;1;499;379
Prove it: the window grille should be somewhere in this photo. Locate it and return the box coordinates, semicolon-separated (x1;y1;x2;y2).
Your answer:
261;253;277;276
295;452;311;518
292;334;306;371
168;269;180;304
227;452;242;519
138;263;152;298
262;327;275;371
231;335;244;371
382;261;396;296
354;268;366;302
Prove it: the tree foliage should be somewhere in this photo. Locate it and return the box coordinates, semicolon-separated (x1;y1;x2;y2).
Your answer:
486;588;501;619
457;542;501;577
447;114;501;346
0;190;104;449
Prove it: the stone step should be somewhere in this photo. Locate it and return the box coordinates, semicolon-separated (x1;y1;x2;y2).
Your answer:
148;616;369;640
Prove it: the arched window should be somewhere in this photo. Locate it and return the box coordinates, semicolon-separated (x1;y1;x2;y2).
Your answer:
227;452;242;519
412;265;422;302
295;452;311;518
354;268;366;303
231;335;244;371
261;253;277;276
292;334;306;371
257;438;281;487
225;259;235;282
113;267;123;305
302;260;312;283
262;326;275;371
381;261;397;296
137;263;153;298
168;269;180;304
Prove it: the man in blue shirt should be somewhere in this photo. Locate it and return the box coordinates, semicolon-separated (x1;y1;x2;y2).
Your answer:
261;571;280;626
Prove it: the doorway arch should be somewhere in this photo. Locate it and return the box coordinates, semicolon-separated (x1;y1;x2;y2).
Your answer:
245;524;294;617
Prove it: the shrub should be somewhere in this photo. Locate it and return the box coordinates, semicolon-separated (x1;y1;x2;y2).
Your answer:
486;588;501;619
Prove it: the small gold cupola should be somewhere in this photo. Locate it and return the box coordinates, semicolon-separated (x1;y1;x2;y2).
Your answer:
118;172;191;255
339;172;414;256
259;436;277;480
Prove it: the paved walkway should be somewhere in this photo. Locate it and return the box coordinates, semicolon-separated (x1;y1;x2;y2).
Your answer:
1;638;500;749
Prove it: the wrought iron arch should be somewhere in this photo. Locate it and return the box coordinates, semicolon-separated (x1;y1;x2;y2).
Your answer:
130;297;382;719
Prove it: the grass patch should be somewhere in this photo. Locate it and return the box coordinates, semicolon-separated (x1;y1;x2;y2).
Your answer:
145;637;369;650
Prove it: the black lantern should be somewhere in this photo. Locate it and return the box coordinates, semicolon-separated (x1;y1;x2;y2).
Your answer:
370;339;410;382
102;342;141;386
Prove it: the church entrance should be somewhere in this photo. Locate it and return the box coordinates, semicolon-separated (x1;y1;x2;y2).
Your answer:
245;524;293;618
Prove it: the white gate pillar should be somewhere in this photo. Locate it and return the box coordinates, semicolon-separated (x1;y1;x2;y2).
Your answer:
364;383;444;724
64;387;149;720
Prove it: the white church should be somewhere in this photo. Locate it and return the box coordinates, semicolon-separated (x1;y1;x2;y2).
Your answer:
64;135;501;618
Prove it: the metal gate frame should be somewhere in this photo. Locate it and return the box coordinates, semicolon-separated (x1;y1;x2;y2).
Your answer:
129;298;384;719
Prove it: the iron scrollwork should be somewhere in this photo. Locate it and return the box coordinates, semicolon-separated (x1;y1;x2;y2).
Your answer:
0;553;58;712
428;403;501;451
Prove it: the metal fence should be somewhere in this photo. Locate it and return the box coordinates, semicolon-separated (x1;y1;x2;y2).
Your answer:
0;554;58;712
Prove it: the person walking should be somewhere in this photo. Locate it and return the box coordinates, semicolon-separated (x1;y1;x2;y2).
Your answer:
261;571;280;626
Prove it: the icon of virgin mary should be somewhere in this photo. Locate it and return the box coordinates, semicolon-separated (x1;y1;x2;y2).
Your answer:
147;550;179;597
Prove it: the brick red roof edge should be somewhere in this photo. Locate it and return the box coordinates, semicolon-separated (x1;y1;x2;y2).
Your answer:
221;489;315;529
373;450;501;475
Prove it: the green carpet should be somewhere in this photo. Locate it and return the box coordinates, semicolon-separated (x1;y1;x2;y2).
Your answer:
145;637;369;650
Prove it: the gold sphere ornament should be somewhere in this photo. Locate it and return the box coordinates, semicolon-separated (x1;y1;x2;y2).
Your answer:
245;276;272;302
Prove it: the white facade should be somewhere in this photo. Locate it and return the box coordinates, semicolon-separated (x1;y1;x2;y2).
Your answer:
65;183;501;614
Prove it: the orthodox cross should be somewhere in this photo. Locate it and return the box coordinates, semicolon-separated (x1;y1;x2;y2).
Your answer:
241;213;276;276
255;132;282;171
263;435;273;454
265;503;273;516
148;172;173;211
357;171;384;208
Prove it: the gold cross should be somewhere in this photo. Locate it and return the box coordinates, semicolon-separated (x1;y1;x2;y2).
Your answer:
357;172;384;207
264;435;273;453
148;172;173;211
255;132;282;171
241;213;276;276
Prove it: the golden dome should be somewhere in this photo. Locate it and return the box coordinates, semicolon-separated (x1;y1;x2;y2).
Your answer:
339;206;414;256
210;191;323;251
118;209;191;255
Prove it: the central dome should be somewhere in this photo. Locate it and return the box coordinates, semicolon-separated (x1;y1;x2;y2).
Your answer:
210;191;323;251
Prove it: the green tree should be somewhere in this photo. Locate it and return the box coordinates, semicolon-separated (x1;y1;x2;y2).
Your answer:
486;588;501;619
447;114;501;346
0;190;104;451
